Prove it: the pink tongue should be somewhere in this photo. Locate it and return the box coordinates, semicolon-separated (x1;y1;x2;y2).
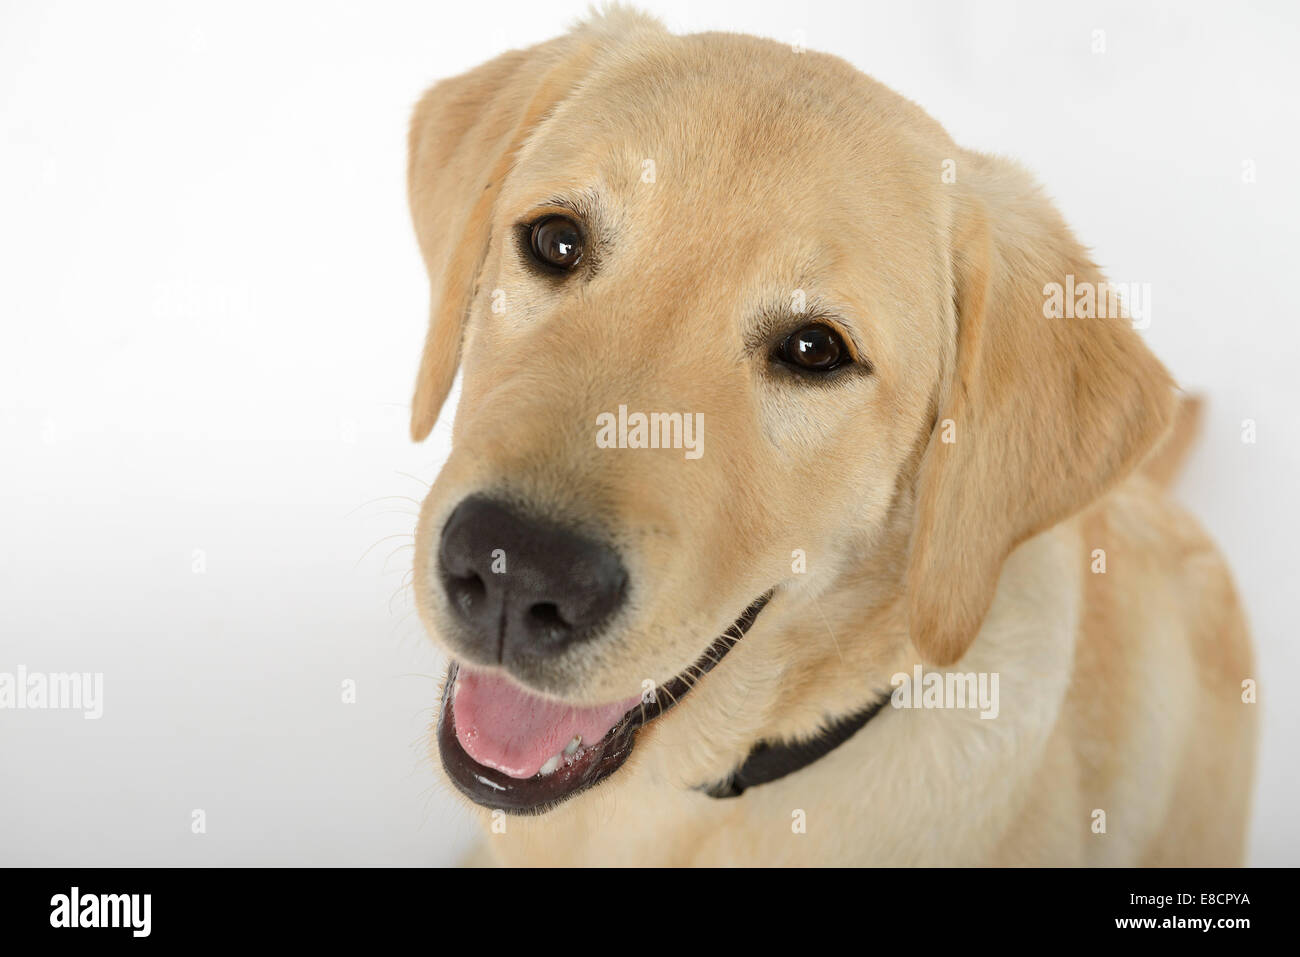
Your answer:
453;666;641;779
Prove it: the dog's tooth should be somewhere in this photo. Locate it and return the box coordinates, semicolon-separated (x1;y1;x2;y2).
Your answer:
564;735;582;756
539;754;560;776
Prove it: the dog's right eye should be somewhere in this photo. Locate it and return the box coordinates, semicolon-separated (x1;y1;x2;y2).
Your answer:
773;323;853;374
526;216;584;271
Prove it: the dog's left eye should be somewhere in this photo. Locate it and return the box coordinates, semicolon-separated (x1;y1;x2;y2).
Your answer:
774;324;851;373
527;215;584;270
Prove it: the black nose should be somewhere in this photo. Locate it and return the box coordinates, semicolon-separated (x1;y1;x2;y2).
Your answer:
437;496;628;666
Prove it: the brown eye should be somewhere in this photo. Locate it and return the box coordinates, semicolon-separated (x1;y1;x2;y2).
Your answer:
528;215;584;270
776;324;850;372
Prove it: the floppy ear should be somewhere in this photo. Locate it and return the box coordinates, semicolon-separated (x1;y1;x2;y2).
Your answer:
906;162;1177;666
406;33;602;441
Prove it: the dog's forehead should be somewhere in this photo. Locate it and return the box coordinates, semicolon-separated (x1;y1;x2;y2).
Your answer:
508;38;946;263
546;65;829;179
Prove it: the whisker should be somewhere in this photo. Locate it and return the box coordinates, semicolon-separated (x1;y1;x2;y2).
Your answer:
388;588;412;615
354;533;415;570
390;606;419;633
395;470;432;490
382;542;416;575
371;508;422;519
388;571;416;614
815;604;846;666
343;494;423;519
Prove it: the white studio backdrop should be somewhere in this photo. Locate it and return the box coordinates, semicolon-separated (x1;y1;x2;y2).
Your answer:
1;0;1296;865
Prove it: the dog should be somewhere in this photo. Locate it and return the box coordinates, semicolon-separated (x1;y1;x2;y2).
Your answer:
404;8;1256;865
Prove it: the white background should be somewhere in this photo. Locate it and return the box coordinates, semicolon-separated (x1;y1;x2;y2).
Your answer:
1;0;1296;866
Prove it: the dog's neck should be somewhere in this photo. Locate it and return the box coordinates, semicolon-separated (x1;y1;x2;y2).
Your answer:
692;539;912;798
700;690;893;798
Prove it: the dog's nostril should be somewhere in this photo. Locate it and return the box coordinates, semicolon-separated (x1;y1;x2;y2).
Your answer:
447;573;487;616
526;602;570;637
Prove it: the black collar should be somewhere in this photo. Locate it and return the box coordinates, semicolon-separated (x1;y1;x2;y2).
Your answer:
702;692;891;799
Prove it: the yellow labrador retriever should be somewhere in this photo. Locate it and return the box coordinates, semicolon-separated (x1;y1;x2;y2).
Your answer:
405;9;1256;865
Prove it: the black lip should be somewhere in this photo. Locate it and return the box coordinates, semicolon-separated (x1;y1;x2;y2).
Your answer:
436;590;774;815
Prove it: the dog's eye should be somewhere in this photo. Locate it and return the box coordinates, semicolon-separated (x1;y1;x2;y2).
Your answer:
527;216;584;270
775;324;851;372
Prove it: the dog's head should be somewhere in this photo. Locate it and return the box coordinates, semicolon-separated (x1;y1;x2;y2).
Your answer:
406;10;1175;813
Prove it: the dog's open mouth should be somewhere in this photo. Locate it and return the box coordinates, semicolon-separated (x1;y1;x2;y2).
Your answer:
437;591;773;814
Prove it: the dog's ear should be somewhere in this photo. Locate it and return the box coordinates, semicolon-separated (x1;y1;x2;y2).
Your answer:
906;161;1176;666
406;30;608;441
